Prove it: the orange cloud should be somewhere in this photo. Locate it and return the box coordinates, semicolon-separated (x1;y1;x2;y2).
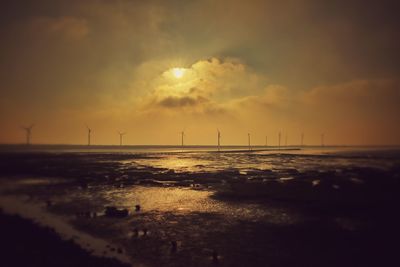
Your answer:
138;57;265;114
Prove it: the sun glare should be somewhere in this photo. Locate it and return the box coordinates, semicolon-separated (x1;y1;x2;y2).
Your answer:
172;68;185;78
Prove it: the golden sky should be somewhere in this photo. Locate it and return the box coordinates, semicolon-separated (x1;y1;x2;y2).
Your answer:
0;0;399;145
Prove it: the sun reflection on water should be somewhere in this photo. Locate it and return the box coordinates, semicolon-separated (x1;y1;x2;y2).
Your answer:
99;185;295;225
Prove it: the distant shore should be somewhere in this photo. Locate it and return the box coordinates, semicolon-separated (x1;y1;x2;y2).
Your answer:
1;143;399;155
0;143;312;150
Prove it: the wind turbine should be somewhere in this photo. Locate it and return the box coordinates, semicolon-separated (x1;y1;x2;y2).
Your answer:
248;133;251;151
86;125;92;146
321;133;325;147
180;130;185;148
265;135;268;147
22;124;34;145
301;133;304;147
217;129;221;152
118;131;126;146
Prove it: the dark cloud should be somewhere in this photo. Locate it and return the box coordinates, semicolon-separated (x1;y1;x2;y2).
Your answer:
157;95;209;108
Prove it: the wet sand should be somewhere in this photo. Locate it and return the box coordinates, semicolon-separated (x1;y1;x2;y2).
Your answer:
0;147;399;266
0;210;130;267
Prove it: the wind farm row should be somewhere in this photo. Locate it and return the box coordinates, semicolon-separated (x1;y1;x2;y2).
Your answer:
19;124;326;149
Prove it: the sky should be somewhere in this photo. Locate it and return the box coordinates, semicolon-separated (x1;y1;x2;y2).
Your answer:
0;0;399;146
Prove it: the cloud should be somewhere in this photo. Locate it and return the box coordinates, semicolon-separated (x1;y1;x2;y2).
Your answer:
139;57;265;115
231;85;292;110
154;95;209;108
29;16;89;41
301;79;400;144
302;79;400;108
299;79;400;131
134;56;400;144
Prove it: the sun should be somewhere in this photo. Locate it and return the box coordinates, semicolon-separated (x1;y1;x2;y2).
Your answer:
172;68;185;78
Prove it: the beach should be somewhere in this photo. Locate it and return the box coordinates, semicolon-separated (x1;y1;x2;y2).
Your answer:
0;146;399;266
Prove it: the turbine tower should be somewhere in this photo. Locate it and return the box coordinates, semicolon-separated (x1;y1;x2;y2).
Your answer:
321;133;325;147
118;131;126;146
217;129;221;152
301;133;304;147
22;124;34;145
180;130;185;148
278;131;281;149
86;125;92;146
248;133;251;151
265;135;268;147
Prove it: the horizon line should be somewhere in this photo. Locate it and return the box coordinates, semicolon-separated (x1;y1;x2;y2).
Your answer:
1;143;400;148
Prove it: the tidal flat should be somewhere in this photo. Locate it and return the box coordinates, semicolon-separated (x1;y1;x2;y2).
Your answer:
1;146;399;267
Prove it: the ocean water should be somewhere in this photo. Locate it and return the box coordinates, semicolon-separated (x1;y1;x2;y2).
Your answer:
0;145;399;266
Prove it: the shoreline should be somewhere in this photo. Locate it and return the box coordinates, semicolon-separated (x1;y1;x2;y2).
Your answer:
0;195;134;266
0;210;131;267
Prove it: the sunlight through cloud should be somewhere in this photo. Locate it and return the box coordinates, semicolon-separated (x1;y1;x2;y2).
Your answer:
172;68;185;79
